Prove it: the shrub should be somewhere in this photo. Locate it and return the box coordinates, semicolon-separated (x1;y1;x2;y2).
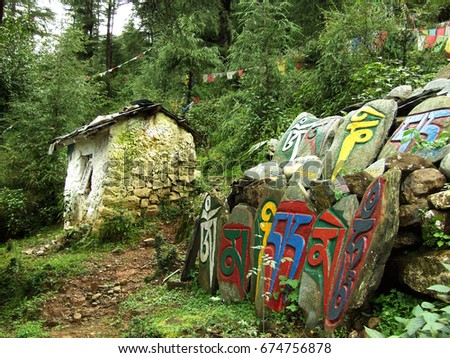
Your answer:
97;209;138;243
0;188;32;241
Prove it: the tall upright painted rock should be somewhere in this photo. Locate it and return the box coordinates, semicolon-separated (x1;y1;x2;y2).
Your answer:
251;186;284;316
273;113;319;164
379;96;450;162
328;99;397;180
297;116;343;159
325;169;401;332
298;195;359;328
218;204;255;302
261;184;317;312
198;194;228;294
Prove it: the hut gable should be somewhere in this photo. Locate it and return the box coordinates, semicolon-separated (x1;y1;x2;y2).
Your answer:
50;102;200;229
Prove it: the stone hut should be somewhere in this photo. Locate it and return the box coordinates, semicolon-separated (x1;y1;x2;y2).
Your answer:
49;101;200;228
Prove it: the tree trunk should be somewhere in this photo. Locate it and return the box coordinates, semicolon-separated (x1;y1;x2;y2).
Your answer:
0;0;4;25
219;0;231;48
105;0;116;97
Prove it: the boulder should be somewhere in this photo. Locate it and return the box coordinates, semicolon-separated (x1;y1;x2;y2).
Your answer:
273;112;319;163
284;156;323;184
386;85;412;100
393;250;450;302
428;190;450;210
393;231;422;249
244;161;281;181
364;158;386;179
385;152;436;179
378;97;450;162
343;171;375;198
309;180;336;213
327;169;401;332
424;78;450;92
328;99;397;180
297;116;342;159
439;152;450;179
218;204;255;303
399;199;429;227
401;168;446;204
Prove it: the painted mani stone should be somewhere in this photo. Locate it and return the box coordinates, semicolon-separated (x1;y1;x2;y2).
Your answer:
325;169;400;332
198;194;227;294
379;97;450;162
297;116;342;159
328;99;397;180
262;201;316;312
273;113;318;164
251;186;284;306
218;204;255;302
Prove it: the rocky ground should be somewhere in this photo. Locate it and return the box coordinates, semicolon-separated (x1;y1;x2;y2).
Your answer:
41;243;157;338
38;224;180;338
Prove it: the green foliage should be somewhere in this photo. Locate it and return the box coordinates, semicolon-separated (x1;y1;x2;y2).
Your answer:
97;209;138;243
153;235;178;276
366;264;450;338
13;321;49;338
122;284;263;338
0;188;31;240
400;128;450;155
421;213;450;248
370;289;421;337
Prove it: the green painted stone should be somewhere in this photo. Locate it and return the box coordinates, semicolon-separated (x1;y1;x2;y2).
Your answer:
297;116;342;159
218;204;255;303
273;113;319;164
298;195;359;328
378;96;450;163
327;99;397;180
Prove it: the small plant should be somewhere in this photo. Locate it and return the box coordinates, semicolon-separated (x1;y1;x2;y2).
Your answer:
421;211;450;248
365;264;450;338
401;128;450;154
97;209;138;243
369;288;421;337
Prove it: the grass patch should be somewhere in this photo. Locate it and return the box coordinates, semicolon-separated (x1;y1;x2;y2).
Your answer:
121;282;306;338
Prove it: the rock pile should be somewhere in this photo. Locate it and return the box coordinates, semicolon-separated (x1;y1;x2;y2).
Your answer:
183;78;450;333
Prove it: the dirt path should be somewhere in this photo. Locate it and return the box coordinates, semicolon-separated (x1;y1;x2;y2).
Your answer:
41;243;158;338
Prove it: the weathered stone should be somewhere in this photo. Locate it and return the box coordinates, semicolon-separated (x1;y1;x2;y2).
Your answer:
341;169;401;332
386;85;412;100
439;152;450;179
428;190;450;210
297;116;342;159
309;180;336;212
287;157;324;187
145;205;160;216
364;158;386;179
169;192;181;201
198;194;228;295
140;198;149;208
243;161;281;180
343;171;375;197
434;63;450;79
402;168;446;204
181;217;200;282
385;152;436;179
424;78;450;92
328;99;397;180
393;231;422;249
282;181;312;205
153;180;164;189
379;97;450;162
399;199;429;227
393;250;450;302
73;313;82;321
298;195;359;328
273;112;319;163
134;188;151;197
218;204;255;303
252;186;284;314
241;180;282;209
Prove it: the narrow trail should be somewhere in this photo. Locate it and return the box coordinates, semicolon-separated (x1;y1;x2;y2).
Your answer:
41;244;157;338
